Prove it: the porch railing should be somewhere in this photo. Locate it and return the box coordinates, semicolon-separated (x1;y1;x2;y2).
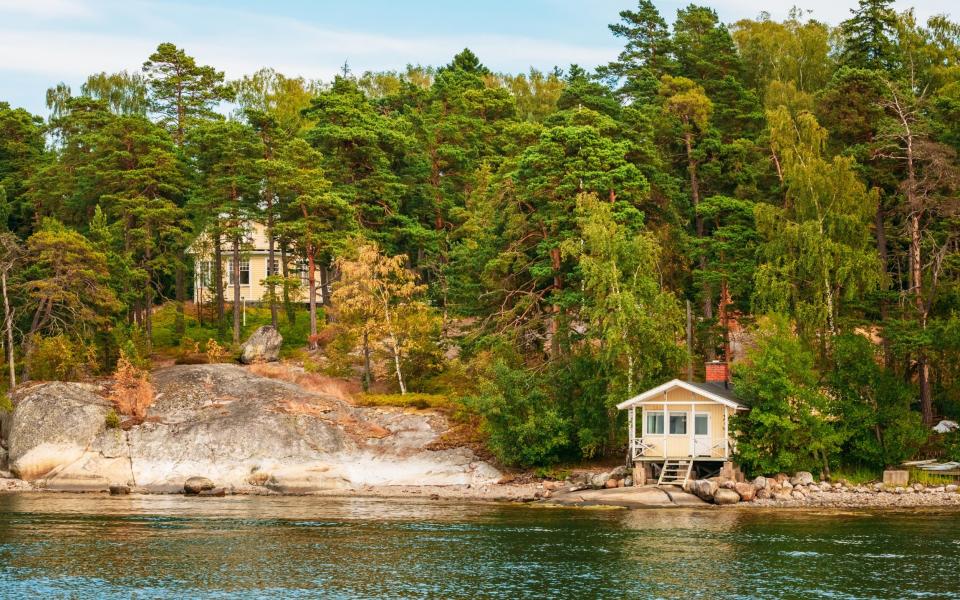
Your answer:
631;436;734;460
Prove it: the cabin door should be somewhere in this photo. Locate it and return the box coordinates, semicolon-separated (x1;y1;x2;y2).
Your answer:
693;412;711;456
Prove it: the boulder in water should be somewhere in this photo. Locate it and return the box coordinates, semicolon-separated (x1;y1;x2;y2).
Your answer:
239;326;283;364
184;476;215;495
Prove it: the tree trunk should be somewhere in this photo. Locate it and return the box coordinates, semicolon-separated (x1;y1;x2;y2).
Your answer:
875;204;892;368
362;330;371;392
685;130;712;321
232;235;241;346
266;193;278;329
307;244;317;349
174;252;185;340
280;243;295;325
909;212;933;425
549;245;563;356
213;233;225;337
383;304;406;395
2;271;15;389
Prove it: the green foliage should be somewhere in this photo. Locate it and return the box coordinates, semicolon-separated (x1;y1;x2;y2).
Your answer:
356;393;452;411
732;315;844;476
466;362;572;468
26;335;96;382
105;408;121;429
827;334;928;468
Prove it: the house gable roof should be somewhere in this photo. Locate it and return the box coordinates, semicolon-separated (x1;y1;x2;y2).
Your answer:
616;378;746;411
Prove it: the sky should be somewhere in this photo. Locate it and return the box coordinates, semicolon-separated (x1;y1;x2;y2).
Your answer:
0;0;951;115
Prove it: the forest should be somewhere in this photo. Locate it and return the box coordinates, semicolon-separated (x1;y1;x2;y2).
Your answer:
0;0;957;477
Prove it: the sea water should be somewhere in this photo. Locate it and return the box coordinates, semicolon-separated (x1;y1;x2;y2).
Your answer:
0;494;957;598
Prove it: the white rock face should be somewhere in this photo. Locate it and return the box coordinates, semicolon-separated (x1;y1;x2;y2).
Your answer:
4;364;501;493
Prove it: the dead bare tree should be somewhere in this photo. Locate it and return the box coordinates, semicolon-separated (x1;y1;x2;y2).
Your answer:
0;234;22;390
876;82;960;425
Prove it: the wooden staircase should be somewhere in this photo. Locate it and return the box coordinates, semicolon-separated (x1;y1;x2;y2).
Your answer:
657;459;693;487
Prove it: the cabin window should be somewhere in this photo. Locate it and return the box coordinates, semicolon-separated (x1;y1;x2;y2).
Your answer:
669;412;687;435
228;259;250;285
645;411;664;435
695;414;709;436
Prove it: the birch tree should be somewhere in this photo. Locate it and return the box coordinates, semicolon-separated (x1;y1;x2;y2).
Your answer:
755;107;880;348
333;244;436;395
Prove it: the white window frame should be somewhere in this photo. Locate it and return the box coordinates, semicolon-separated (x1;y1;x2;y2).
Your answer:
644;410;664;435
694;412;710;437
668;412;688;435
228;259;250;286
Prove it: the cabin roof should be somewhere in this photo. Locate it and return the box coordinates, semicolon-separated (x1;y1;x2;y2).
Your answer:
616;378;746;411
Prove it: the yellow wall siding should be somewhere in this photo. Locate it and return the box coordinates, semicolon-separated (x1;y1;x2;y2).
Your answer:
190;222;311;304
636;388;732;459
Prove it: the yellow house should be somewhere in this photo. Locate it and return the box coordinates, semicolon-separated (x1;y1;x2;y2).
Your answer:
617;369;747;485
188;221;311;305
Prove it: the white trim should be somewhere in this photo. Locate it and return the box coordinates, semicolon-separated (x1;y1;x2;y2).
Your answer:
616;379;745;411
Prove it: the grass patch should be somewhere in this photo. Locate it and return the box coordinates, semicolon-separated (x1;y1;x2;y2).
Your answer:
355;393;453;411
151;303;314;357
909;469;958;486
830;466;881;485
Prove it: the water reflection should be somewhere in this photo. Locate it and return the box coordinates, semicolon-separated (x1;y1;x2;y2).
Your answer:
0;494;958;599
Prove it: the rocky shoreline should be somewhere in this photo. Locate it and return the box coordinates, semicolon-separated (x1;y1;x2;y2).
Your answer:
4;471;960;510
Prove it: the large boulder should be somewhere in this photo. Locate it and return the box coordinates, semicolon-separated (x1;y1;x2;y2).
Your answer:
239;326;283;364
734;482;756;502
714;488;740;505
690;479;719;501
184;476;215;494
790;471;814;486
6;382;111;480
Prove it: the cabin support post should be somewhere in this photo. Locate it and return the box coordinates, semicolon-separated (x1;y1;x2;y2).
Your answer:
689;401;695;457
628;406;636;464
723;406;729;460
663;397;667;459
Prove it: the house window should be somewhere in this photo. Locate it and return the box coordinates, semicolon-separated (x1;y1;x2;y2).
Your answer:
646;411;664;435
266;258;280;277
695;414;709;436
228;259;250;285
669;412;687;435
197;261;214;287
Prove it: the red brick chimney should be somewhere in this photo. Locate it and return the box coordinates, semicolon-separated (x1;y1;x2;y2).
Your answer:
705;361;729;383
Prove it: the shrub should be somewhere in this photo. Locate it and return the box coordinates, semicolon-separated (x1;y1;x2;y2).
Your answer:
323;327;357;377
105;408;121;429
108;350;154;418
26;334;97;381
0;392;12;413
465;361;572;468
732;315;844;477
204;339;226;364
177;337;200;359
827;333;928;469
